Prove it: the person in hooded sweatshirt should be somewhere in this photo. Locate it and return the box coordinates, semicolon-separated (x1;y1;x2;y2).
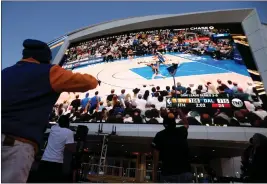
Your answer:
1;39;99;183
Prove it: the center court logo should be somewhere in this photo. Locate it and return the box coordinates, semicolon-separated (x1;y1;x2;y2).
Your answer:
231;98;243;108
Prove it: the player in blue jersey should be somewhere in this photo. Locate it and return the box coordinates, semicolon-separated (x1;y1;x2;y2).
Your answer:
154;52;167;67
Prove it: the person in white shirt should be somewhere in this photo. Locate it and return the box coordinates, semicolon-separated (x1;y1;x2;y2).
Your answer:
155;96;166;110
38;115;75;182
135;94;147;112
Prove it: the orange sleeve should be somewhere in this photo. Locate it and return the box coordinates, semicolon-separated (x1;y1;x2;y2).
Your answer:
50;65;98;93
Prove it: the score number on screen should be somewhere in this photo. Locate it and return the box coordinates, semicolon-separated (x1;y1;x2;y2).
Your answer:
166;95;243;109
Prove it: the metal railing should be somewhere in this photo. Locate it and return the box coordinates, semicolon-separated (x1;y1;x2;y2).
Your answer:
81;163;125;182
81;163;162;182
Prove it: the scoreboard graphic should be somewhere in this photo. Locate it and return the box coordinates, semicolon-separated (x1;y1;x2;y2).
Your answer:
166;94;245;109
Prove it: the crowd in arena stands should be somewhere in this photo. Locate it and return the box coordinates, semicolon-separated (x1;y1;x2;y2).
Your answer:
50;79;267;128
65;28;234;63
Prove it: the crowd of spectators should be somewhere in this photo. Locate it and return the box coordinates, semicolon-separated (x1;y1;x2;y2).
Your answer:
65;28;234;63
50;79;267;128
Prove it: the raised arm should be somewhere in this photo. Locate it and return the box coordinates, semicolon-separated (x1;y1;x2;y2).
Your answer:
50;65;98;93
177;108;189;129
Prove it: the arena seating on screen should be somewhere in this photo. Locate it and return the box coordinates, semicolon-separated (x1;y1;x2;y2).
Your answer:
65;28;233;64
50;82;267;128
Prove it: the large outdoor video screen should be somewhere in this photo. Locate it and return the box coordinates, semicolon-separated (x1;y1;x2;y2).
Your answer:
56;23;266;127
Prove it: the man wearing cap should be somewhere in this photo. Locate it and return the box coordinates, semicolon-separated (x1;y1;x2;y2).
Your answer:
1;39;99;183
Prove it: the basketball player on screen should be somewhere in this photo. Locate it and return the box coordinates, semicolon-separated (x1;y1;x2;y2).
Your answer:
147;63;166;79
154;52;168;66
155;51;182;73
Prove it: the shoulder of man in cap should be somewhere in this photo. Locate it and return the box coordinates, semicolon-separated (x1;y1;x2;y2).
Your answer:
23;39;49;49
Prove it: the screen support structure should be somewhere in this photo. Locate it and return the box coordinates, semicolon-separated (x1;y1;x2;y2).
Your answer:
167;64;178;107
98;133;110;175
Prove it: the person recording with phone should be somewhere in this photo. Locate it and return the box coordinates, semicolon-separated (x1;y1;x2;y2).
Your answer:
152;109;192;183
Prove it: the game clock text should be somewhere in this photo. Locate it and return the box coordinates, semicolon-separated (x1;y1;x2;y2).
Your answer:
166;94;244;109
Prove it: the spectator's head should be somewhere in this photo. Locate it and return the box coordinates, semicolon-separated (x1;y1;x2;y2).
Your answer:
145;110;152;119
247;112;262;127
133;88;140;95
132;101;137;108
138;94;142;99
22;39;52;64
196;89;201;95
100;101;104;106
133;109;140;117
154;92;159;98
160;90;169;97
217;86;225;93
227;80;232;85
158;96;164;102
166;86;170;91
95;91;99;96
234;110;246;123
217;79;222;84
233;82;238;86
156;86;160;91
58;115;70;128
76;95;79;99
249;133;267;147
112;95;118;105
151;104;156;109
163;112;176;129
237;87;243;93
200;114;212;125
125;94;131;101
160;108;168;119
186;87;191;94
111;89;115;94
177;82;181;87
143;90;150;100
198;85;203;91
121;89;125;94
172;86;176;90
152;87;156;93
214;116;229;126
151;108;160;118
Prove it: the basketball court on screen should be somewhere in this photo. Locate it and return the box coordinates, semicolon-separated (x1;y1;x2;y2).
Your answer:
57;54;253;104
